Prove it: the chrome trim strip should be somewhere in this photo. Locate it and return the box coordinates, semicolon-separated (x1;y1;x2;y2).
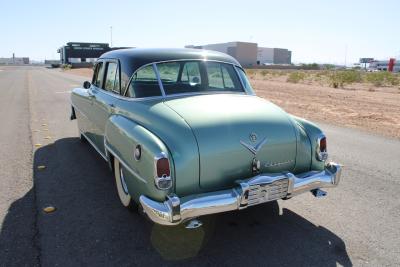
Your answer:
153;63;166;98
105;143;147;184
140;162;342;226
80;131;108;161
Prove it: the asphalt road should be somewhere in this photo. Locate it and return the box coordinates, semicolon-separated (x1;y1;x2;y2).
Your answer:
0;66;399;266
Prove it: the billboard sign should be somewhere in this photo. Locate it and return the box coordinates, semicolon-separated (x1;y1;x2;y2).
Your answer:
359;58;374;63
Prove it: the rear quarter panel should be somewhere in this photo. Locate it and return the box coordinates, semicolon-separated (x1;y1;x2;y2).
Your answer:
105;115;173;202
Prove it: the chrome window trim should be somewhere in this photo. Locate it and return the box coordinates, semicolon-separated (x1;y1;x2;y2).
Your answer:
153;63;166;97
122;59;246;100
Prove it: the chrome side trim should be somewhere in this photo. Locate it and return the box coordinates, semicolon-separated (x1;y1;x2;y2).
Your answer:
80;131;108;161
140;162;342;226
105;143;147;184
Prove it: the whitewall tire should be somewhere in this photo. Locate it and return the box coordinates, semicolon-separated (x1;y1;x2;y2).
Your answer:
114;158;136;210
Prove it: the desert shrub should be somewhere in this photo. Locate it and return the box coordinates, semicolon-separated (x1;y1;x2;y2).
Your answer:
364;72;399;87
62;64;72;70
329;70;361;88
386;73;399;86
287;71;306;83
261;70;269;76
246;69;256;76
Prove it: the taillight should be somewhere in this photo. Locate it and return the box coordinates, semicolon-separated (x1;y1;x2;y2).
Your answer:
320;137;327;152
154;155;172;190
317;135;328;161
156;158;170;177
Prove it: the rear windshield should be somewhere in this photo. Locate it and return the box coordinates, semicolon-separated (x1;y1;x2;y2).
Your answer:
156;61;244;95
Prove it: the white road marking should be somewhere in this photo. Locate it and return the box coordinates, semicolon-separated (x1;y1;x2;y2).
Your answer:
55;91;72;94
0;70;3;72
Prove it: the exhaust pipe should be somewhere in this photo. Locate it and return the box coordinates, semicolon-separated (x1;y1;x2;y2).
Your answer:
311;189;327;198
185;219;202;229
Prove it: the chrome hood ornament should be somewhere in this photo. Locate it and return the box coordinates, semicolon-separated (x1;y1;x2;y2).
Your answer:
240;134;268;156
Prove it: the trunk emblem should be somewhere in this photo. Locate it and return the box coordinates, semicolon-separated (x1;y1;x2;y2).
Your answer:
240;135;268;156
249;132;258;143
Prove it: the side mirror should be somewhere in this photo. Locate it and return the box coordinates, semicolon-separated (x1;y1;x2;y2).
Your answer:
83;81;91;89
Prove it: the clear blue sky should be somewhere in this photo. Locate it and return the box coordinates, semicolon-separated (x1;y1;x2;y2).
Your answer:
1;0;399;64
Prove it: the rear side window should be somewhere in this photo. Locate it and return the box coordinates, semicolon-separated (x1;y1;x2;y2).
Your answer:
126;65;161;98
92;62;104;88
104;62;118;93
206;62;240;90
236;67;254;93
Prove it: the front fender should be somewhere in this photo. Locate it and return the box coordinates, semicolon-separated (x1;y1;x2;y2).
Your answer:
104;115;173;202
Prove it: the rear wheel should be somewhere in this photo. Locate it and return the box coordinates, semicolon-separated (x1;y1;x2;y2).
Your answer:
114;158;138;211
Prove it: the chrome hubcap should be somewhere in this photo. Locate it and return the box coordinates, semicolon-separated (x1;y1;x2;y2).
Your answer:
119;166;129;195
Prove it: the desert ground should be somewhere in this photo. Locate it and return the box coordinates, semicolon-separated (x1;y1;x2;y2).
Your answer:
64;68;400;139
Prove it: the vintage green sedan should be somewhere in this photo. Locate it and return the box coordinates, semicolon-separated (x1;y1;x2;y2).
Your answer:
70;48;341;228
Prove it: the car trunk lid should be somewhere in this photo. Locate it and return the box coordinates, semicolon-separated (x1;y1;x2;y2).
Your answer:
164;94;297;190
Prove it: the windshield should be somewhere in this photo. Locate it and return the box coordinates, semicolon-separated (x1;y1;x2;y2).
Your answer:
156;61;245;95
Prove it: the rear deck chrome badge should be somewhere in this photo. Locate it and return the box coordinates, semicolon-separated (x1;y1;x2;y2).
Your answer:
240;134;267;156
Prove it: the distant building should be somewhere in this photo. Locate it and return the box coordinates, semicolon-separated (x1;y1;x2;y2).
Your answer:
57;42;131;67
257;47;292;65
186;41;258;66
58;42;110;66
369;60;400;72
185;42;291;66
0;56;29;65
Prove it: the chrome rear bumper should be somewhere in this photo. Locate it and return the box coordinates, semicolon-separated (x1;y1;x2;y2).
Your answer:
139;162;342;226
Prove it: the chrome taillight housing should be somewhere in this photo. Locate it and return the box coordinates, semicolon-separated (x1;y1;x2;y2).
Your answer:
316;134;328;161
154;153;172;190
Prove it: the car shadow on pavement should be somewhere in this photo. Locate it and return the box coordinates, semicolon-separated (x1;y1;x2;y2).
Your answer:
0;137;352;266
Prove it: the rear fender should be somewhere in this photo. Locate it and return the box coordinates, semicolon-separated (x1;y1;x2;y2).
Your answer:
105;115;173;202
291;116;325;171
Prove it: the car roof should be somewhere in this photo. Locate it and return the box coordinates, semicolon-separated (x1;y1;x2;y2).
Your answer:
101;48;240;70
99;48;242;92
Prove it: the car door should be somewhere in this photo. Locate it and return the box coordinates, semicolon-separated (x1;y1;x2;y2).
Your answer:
78;61;105;148
89;59;119;154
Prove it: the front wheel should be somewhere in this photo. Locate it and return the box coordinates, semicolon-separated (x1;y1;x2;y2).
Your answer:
114;158;138;211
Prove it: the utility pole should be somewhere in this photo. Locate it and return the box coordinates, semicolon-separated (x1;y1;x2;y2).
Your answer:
344;44;347;68
110;26;113;47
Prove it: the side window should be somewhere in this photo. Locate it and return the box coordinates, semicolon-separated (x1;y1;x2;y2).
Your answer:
236;67;254;93
157;62;180;82
206;62;242;91
104;62;117;92
114;66;120;94
207;63;224;89
126;65;161;98
181;62;201;85
93;62;104;88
